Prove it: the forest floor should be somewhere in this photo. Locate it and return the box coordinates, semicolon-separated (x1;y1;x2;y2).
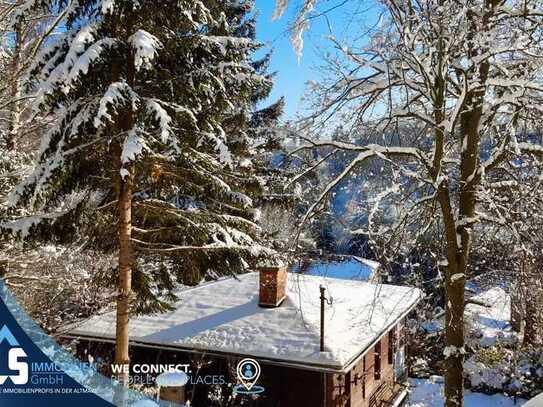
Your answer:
408;275;533;406
407;376;526;406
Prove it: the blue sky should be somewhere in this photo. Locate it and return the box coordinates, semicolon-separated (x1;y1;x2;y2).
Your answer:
254;0;380;119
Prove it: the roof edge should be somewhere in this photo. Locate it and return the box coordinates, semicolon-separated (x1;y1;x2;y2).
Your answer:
341;289;423;372
61;333;346;374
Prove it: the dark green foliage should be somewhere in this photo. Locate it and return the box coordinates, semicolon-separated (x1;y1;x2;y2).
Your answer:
5;0;283;314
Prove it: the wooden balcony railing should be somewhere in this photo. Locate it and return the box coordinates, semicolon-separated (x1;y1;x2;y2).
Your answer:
369;381;409;407
368;381;391;407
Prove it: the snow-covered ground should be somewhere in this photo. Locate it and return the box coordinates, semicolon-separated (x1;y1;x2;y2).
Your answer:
408;377;526;406
413;283;536;403
465;286;515;348
290;257;378;280
421;283;514;343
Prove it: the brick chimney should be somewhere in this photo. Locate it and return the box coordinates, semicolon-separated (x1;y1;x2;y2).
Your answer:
258;264;287;308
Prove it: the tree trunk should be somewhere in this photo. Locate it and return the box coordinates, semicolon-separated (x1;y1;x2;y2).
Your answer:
510;287;525;334
444;249;467;407
441;0;495;395
431;41;467;407
523;255;543;346
435;163;467;407
112;22;136;403
114;160;134;403
442;48;488;407
511;254;526;334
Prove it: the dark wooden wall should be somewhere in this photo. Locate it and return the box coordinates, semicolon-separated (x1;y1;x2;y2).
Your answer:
73;339;324;407
71;319;407;407
326;321;406;407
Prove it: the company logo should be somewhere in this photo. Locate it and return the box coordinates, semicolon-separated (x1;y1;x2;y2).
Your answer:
233;358;264;395
0;325;28;385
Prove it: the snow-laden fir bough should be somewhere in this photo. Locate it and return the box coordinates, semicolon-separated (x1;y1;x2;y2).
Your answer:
3;0;283;398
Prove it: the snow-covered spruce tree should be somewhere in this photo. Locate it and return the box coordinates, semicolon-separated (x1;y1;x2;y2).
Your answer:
277;0;543;406
5;0;279;391
84;0;283;290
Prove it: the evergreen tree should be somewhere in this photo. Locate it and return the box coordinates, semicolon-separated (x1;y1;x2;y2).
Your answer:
4;0;281;393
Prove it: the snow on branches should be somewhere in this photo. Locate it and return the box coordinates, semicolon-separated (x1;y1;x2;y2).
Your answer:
129;30;162;71
4;0;281;308
285;0;543;404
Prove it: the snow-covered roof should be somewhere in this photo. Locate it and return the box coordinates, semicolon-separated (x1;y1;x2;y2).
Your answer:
525;392;543;407
68;273;422;372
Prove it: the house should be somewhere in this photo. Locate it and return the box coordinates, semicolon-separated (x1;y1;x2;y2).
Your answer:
525;392;543;407
66;264;422;407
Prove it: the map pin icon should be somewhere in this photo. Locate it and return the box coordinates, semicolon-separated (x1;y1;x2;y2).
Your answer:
236;358;261;391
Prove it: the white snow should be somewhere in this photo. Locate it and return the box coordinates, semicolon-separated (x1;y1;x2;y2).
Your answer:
272;0;288;20
291;0;316;59
217;140;232;166
129;30;162;71
130;400;159;407
38;25;100;97
121;130;147;164
65;38;115;88
69;273;422;370
145;99;172;143
156;371;189;387
421;285;514;346
94;82;139;129
443;345;466;359
524;393;543;407
408;377;526;406
462;286;525;393
451;273;465;282
120;168;130;180
466;287;514;347
102;0;115;15
1;215;43;238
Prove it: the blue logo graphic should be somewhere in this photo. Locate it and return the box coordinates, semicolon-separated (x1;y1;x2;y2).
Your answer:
0;282;185;406
233;358;265;395
0;325;28;386
0;325;19;346
0;285;116;406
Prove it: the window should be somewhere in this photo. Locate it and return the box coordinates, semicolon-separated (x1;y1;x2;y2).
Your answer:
388;328;396;364
374;342;381;380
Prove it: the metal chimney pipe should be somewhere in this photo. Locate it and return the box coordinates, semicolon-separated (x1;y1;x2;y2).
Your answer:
320;285;326;352
320;285;333;352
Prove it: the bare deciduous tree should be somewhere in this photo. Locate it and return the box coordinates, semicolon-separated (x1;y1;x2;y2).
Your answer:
278;0;543;405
